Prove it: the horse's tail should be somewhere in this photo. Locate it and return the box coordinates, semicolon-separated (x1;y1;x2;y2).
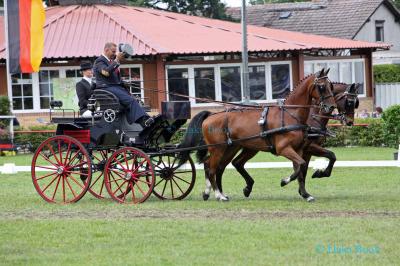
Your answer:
178;110;212;165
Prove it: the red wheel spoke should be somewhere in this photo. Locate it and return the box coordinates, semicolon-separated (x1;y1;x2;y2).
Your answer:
121;180;130;201
113;180;127;195
65;176;77;198
38;152;59;168
135;170;153;176
62;175;66;202
35;165;57;171
67;149;82;167
133;177;153;185
67;175;84;189
130;182;136;203
51;175;62;200
66;170;89;176
36;171;58;181
123;150;129;170
99;179;105;196
132;159;146;172
171;177;184;194
47;144;61;165
130;154;138;171
67;161;88;170
133;179;146;196
173;175;191;185
110;168;126;179
109;171;126;194
116;159;127;172
58;140;63;166
90;174;103;188
41;174;60;193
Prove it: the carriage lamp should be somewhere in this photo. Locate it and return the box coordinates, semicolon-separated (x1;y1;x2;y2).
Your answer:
50;100;63;108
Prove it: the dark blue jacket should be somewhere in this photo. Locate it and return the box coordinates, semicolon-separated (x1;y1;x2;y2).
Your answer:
93;55;122;88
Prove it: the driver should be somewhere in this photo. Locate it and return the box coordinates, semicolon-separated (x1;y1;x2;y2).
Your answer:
93;42;154;127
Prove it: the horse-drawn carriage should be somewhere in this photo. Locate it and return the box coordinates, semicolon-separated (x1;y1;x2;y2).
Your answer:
31;89;196;204
31;69;359;204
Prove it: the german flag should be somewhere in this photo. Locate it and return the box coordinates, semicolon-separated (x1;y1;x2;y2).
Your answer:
7;0;45;73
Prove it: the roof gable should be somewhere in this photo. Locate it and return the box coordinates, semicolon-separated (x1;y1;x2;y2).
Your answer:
227;0;400;39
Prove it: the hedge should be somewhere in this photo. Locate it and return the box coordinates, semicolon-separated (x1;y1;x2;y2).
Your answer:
374;64;400;83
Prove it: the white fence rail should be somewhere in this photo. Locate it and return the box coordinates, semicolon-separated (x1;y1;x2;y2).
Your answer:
375;83;400;109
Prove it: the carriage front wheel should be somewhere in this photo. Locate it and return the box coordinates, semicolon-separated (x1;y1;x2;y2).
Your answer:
151;154;196;200
104;147;155;204
31;135;92;203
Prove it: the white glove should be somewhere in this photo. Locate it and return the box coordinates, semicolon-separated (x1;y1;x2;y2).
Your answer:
81;110;93;118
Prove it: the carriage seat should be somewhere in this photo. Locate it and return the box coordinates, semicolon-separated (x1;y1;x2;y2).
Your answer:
92;89;122;112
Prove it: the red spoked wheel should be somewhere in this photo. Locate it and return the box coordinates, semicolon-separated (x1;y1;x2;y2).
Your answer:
31;135;92;203
104;147;155;204
151;154;196;200
87;150;113;199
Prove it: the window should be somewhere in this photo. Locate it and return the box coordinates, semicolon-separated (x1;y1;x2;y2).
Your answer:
375;20;384;42
120;67;142;99
167;68;189;101
194;68;215;103
271;64;290;99
304;62;314;76
221;66;241;102
249;65;266;100
66;69;82;78
39;70;59;109
305;60;365;96
11;73;33;110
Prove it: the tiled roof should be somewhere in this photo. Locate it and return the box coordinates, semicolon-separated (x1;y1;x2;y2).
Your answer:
0;4;390;60
226;0;400;39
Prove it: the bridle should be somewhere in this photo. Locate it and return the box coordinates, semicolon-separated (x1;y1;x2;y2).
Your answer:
311;76;335;113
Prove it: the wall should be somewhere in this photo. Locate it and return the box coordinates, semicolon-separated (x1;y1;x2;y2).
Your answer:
355;2;400;63
0;66;7;95
142;62;159;110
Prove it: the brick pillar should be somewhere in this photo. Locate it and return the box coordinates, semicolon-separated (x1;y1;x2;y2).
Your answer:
156;54;167;111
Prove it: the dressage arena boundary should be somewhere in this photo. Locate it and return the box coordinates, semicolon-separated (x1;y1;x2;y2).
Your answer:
1;160;400;174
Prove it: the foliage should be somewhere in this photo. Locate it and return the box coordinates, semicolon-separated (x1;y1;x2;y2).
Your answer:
14;125;56;151
0;96;11;139
374;64;400;83
128;0;232;19
382;104;400;148
393;0;400;9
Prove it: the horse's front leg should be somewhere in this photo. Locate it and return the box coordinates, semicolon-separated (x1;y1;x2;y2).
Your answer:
306;143;337;179
232;148;258;197
295;153;315;202
279;146;306;187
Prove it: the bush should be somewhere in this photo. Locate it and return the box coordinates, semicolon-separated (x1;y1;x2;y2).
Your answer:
374;64;400;83
14;125;56;151
382;105;400;148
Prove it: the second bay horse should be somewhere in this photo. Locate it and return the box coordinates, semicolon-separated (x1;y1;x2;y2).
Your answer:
178;69;336;201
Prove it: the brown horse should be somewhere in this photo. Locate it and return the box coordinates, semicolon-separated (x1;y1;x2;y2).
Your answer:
230;82;360;202
178;69;336;201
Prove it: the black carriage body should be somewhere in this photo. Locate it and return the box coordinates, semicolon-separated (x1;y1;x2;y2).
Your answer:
52;91;191;151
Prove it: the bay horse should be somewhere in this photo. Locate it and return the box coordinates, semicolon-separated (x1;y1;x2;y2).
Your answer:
230;82;360;202
178;69;336;201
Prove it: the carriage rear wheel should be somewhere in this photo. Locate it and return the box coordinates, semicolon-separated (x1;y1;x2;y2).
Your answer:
151;154;196;200
31;135;92;203
87;149;113;199
104;147;155;204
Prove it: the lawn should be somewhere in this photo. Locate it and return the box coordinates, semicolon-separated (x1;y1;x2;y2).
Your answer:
0;146;398;166
1;154;399;265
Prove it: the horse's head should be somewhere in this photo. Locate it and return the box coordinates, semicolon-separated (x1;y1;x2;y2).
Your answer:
334;83;359;126
310;68;336;114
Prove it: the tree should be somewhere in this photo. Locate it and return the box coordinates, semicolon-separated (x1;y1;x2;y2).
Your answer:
393;0;400;9
249;0;310;4
128;0;231;19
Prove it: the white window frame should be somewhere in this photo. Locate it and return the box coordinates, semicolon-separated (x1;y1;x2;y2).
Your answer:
304;58;367;97
9;64;143;113
166;61;293;107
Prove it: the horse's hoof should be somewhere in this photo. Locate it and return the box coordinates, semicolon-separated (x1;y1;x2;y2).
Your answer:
306;196;315;202
312;171;323;179
218;196;230;202
280;179;288;187
243;187;252;197
202;192;210;201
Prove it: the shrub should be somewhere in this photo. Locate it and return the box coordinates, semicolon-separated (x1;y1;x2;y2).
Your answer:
14;125;56;151
374;64;400;83
382;105;400;148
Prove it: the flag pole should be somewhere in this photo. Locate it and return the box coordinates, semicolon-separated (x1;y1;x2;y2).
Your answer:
241;0;250;104
4;0;14;112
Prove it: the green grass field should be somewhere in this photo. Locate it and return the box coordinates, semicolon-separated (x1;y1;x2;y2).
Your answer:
0;148;399;265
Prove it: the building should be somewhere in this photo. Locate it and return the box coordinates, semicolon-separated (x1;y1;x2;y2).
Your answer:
227;0;400;65
0;3;389;126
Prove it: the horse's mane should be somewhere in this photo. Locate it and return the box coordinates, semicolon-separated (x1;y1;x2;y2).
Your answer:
283;73;315;102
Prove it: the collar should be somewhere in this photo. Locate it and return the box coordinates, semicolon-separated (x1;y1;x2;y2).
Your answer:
83;76;92;84
102;54;111;62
